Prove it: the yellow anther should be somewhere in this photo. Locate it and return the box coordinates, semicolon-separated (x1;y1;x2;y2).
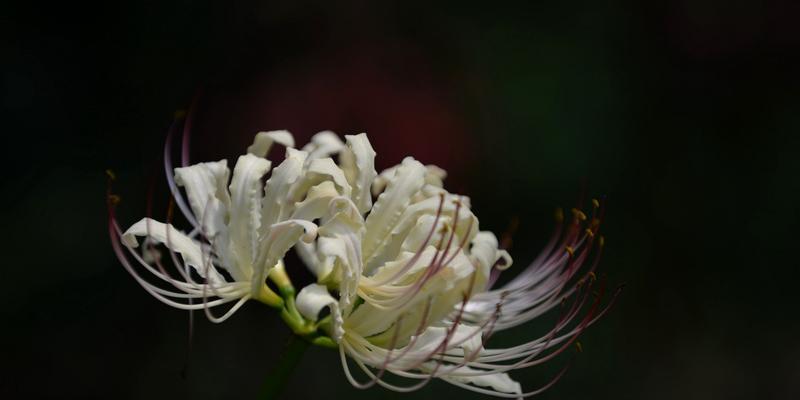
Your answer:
599;236;605;247
589;271;596;282
554;208;564;222
592;198;600;208
571;208;587;221
585;228;594;238
107;194;121;206
576;341;583;353
565;246;575;256
105;169;116;181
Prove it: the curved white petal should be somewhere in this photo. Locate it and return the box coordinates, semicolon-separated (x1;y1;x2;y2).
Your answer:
296;283;344;341
310;159;351;196
252;219;318;297
317;208;364;311
471;231;513;279
122;218;224;284
372;163;448;196
247;130;295;157
302;131;345;160
365;249;432;285
341;133;377;214
261;148;308;233
350;247;476;339
452;324;485;358
292;185;364;282
424;164;448;188
294;240;319;278
315;237;342;281
289;181;342;278
371;164;398;197
173;160;230;236
365;193;478;272
443;366;522;395
290;158;352;203
228;154;271;273
291;181;340;222
363;157;427;266
406;324;483;359
352;324;483;370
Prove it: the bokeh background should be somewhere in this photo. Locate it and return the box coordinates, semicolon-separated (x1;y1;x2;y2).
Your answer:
4;1;800;399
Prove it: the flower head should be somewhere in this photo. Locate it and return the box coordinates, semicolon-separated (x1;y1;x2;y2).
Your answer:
108;124;621;398
109;129;320;322
287;136;622;397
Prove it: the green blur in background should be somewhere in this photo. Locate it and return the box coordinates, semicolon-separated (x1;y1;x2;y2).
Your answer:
3;1;799;399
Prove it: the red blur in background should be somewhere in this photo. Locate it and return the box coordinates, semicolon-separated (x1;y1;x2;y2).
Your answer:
189;42;473;185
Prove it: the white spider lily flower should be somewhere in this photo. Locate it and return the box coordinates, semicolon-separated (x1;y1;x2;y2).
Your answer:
292;134;623;398
108;130;318;322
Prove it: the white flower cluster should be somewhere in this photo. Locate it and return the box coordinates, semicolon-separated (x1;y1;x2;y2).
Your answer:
109;130;619;398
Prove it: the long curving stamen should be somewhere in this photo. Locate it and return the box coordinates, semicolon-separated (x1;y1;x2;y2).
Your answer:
373;198;475;311
193;199;252;323
465;278;596;371
402;290;508;381
181;90;202;168
468;277;619;368
383;271;479;392
164;114;199;230
344;316;407;390
499;223;603;327
342;271;479;393
486;239;596;331
367;193;446;288
442;211;475;267
430;197;463;270
109;217;245;309
161;197;195;373
432;281;580;376
471;202;606;323
341;295;434;390
108;176;246;315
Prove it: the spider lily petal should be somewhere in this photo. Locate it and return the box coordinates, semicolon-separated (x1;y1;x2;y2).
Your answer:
339;133;378;214
247;130;295;157
173;160;230;237
259;148;307;233
122;218;225;285
301;130;346;160
296;283;345;341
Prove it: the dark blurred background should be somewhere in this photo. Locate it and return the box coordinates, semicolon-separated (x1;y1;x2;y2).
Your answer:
4;1;800;399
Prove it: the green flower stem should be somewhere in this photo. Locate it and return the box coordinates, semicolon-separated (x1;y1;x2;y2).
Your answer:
256;284;284;308
268;264;306;330
310;335;337;349
258;334;309;400
279;297;314;336
268;263;294;293
268;261;338;348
